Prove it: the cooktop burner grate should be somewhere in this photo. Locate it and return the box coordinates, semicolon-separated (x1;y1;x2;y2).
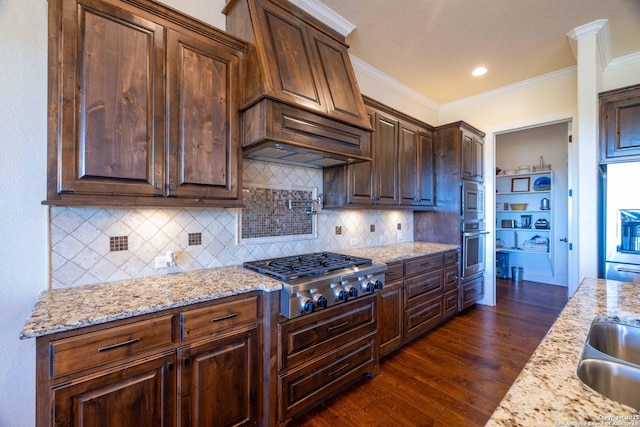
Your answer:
243;252;372;281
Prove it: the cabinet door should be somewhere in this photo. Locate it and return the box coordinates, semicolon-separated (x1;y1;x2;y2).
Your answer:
379;280;403;357
417;129;435;207
600;85;640;162
398;122;419;206
56;0;165;197
178;328;259;427
166;29;240;200
374;111;399;205
53;352;176;427
345;108;375;205
461;129;483;182
473;134;484;183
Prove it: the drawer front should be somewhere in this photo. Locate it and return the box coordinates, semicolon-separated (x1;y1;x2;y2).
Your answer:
444;250;459;266
405;297;442;340
443;288;459;318
278;335;376;422
443;264;459;291
404;269;443;304
404;253;443;277
385;262;404;283
461;277;484;309
279;295;377;371
180;295;258;341
49;315;174;378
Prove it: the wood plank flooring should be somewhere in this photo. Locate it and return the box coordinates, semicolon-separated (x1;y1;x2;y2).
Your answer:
287;279;568;427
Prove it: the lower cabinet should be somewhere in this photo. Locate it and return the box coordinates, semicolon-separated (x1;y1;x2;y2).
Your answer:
378;249;461;356
461;273;485;310
36;293;262;427
276;295;378;424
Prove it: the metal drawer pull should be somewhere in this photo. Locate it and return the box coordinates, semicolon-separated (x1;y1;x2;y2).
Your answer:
328;363;349;377
210;312;238;323
97;338;140;353
327;321;350;332
616;266;640;274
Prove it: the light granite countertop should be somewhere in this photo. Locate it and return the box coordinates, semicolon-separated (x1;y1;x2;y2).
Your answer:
21;242;457;340
486;277;640;426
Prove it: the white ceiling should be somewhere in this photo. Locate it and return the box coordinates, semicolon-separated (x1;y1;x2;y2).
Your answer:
301;0;640;105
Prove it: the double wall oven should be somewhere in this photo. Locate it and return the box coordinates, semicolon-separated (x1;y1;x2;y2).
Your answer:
461;180;488;278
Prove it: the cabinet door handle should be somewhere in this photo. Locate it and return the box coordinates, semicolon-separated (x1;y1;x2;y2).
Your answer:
183;357;190;367
97;338;140;353
167;362;174;372
328;363;349;377
327;321;349;332
210;312;238;323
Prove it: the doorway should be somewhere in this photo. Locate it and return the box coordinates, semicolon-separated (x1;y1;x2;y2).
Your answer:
493;121;570;288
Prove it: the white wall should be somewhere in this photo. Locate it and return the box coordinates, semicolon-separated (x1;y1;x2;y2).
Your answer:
0;1;48;425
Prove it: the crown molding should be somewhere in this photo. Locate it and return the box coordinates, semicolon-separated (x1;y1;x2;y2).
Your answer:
288;0;355;37
607;51;640;70
350;54;441;111
567;19;611;69
440;66;577;111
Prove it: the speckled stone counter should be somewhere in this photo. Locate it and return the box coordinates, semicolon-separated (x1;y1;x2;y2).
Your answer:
346;241;459;264
20;266;282;339
487;277;640;426
21;242;456;340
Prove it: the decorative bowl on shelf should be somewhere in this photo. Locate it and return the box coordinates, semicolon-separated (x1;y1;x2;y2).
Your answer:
510;203;528;210
533;176;551;191
504;169;517;175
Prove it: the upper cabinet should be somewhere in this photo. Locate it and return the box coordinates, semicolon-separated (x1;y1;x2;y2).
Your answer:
461;127;484;183
600;84;640;164
46;0;246;207
323;97;435;210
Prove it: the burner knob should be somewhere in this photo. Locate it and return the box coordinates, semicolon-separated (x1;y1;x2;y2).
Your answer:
374;280;384;290
314;295;328;309
363;282;375;292
345;285;358;298
337;289;348;301
302;299;314;313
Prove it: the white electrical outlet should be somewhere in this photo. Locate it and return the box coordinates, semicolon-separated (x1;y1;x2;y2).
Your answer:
350;238;359;246
154;256;167;269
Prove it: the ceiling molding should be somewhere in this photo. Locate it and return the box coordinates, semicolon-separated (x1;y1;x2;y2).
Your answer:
288;0;355;37
607;51;640;70
440;66;577;112
567;19;612;68
350;54;441;111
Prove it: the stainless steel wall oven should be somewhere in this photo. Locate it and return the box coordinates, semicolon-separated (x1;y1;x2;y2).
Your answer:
462;220;488;278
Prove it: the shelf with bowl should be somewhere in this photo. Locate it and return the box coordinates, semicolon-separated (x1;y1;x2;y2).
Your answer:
495;170;553;260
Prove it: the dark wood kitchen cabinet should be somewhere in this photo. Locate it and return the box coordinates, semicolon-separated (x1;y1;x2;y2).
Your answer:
36;293;263;427
461;125;485;183
599;84;640;163
323;97;435;210
276;295;378;425
46;0;245;207
378;262;404;356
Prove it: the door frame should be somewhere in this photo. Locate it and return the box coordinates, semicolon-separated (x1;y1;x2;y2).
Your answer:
481;116;577;306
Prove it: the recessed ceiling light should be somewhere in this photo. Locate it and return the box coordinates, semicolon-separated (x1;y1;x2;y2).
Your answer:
472;66;487;77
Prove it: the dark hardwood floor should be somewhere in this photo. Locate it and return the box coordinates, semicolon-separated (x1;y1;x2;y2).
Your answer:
287;278;568;427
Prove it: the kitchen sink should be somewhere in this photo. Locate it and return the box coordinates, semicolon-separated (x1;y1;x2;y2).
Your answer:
576;318;640;410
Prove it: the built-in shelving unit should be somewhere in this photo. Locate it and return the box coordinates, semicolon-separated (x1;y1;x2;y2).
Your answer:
495;171;553;258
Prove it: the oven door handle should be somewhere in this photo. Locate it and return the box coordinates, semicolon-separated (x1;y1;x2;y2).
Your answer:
463;231;490;237
616;266;640;274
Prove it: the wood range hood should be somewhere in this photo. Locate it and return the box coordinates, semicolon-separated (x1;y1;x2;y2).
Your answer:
223;0;373;168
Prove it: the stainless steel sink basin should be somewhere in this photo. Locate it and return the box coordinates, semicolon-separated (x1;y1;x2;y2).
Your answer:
576;318;640;410
587;320;640;365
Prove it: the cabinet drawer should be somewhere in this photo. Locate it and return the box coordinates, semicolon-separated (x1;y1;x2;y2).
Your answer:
443;264;459;291
461;277;484;310
443;288;459;318
49;315;174;378
279;295;377;371
404;253;443;277
278;335;376;422
404;269;443;304
180;295;258;341
444;250;459;266
385;262;404;283
405;297;442;340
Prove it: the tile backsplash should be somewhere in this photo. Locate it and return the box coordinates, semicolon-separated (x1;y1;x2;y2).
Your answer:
49;160;413;289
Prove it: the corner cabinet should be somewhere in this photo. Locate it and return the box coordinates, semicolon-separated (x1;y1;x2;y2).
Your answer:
46;0;245;207
495;171;554;261
599;84;640;163
323;97;435;210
